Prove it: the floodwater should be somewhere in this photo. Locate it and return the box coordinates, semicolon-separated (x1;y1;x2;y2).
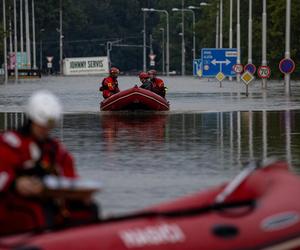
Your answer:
1;76;300;215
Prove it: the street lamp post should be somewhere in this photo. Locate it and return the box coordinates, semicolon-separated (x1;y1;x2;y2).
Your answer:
141;8;170;76
160;28;165;75
32;0;37;69
219;0;223;48
181;0;185;76
216;4;219;48
59;0;63;75
142;10;146;72
25;0;31;68
13;0;18;81
3;0;8;84
20;0;24;53
173;8;196;64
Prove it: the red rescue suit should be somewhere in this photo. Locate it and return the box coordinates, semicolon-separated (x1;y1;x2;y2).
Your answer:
0;129;97;235
151;77;166;98
99;76;120;99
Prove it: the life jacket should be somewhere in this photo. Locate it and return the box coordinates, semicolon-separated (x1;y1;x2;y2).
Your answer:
151;78;166;98
100;77;120;99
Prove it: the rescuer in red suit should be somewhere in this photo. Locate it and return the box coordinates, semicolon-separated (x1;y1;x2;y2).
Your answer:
99;67;120;99
0;90;98;235
147;69;166;98
138;72;152;91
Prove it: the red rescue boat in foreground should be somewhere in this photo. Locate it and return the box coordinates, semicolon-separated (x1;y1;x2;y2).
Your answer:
100;86;169;111
1;160;300;250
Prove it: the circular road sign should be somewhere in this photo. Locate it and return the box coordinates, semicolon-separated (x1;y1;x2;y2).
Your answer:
279;58;295;74
233;64;244;74
257;65;271;79
244;63;256;75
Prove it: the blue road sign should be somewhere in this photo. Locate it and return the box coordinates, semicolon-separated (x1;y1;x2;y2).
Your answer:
244;63;256;74
201;48;237;77
279;58;295;74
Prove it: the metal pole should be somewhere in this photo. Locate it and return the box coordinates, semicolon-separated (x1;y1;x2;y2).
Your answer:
9;9;13;54
32;0;36;69
236;0;241;82
160;28;165;75
3;0;8;84
13;0;18;81
39;38;42;70
216;5;219;48
248;0;252;64
143;11;146;72
59;0;63;75
229;0;233;81
25;0;31;68
39;29;44;70
219;0;223;48
229;0;233;49
20;0;23;53
181;0;185;76
166;11;170;76
285;0;291;94
262;0;267;89
191;10;196;62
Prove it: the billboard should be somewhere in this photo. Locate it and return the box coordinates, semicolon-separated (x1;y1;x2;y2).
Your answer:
63;56;109;75
8;52;30;70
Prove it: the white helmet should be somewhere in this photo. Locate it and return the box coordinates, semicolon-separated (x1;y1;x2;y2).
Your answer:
26;90;62;127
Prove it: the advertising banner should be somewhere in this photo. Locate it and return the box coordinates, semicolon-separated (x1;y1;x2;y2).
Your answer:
63;57;109;75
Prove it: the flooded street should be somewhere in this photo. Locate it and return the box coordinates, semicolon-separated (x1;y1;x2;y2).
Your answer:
1;76;300;215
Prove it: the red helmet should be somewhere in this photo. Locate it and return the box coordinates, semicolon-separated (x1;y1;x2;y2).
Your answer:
139;72;149;79
110;67;120;77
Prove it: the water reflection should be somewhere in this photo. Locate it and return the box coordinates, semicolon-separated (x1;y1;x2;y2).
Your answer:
1;110;300;213
1;111;299;170
100;113;168;152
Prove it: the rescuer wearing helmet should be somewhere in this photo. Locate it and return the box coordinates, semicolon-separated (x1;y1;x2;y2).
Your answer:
0;90;98;235
147;69;166;98
138;72;152;91
99;67;120;99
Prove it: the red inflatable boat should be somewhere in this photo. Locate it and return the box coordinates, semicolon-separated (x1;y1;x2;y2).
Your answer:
1;160;300;250
100;86;169;111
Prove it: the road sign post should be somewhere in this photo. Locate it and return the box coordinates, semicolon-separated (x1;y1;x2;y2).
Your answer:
279;58;295;74
257;65;271;79
233;64;244;74
244;63;256;75
241;71;254;97
201;48;237;78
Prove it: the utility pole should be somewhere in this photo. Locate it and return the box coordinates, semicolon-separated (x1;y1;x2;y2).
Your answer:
3;0;8;84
